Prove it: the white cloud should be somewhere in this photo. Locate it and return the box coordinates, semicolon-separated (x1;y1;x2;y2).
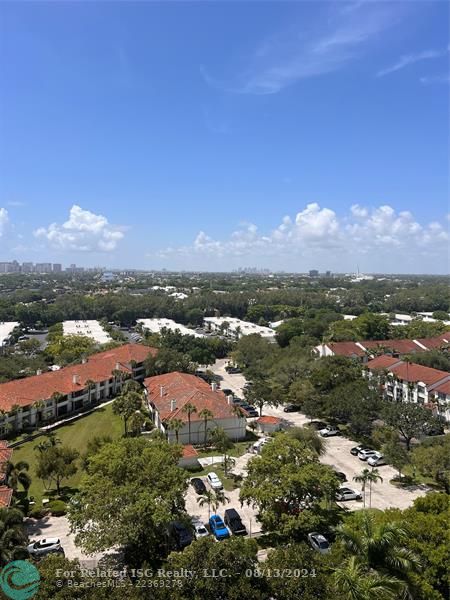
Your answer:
0;208;9;237
419;73;450;85
34;205;125;252
377;49;446;77
157;203;449;272
201;2;405;95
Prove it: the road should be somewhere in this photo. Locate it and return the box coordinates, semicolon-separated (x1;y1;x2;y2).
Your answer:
211;358;429;511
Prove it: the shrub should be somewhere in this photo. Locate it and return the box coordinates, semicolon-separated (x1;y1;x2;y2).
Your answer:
29;508;49;519
47;500;67;516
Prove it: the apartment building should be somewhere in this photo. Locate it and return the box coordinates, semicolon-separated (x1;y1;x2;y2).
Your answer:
365;355;450;422
204;316;276;341
144;372;247;444
0;344;157;434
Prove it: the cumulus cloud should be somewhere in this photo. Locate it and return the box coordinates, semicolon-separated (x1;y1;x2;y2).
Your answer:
157;203;449;271
0;208;9;237
34;205;125;252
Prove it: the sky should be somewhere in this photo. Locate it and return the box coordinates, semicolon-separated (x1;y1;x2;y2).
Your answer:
0;0;448;274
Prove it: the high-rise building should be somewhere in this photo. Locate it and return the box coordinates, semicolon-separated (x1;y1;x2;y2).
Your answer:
309;269;319;277
35;263;52;273
52;263;62;273
21;262;34;273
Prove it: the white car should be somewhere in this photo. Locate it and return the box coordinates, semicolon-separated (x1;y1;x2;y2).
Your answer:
336;487;363;502
192;519;209;539
358;449;379;461
27;538;62;557
207;472;223;490
307;532;331;554
319;426;340;437
367;452;387;467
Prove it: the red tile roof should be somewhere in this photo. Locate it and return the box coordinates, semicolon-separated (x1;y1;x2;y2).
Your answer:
390;362;450;386
0;344;157;412
144;372;238;422
0;486;12;508
363;339;421;354
416;337;450;350
366;355;404;370
328;342;366;357
432;380;450;396
257;416;281;424
182;444;199;458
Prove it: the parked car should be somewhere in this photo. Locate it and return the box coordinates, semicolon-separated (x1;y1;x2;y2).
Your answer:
244;407;259;418
350;445;368;456
283;404;299;413
209;515;230;540
170;522;193;550
27;538;62;558
367;452;387;467
207;472;223;490
358;449;379;461
319;425;341;437
224;508;247;536
191;477;207;495
423;423;445;436
306;420;328;431
307;532;331;554
192;519;209;539
251;437;272;454
336;487;363;502
332;469;347;482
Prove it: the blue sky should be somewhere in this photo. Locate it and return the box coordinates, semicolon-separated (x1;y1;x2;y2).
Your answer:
0;1;448;273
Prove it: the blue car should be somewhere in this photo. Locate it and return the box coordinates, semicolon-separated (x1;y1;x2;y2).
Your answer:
209;515;230;540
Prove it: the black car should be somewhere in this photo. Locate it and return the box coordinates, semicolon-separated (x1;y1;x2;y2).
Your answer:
333;470;347;482
243;406;258;417
283;404;299;413
224;508;247;536
170;522;193;550
191;478;207;495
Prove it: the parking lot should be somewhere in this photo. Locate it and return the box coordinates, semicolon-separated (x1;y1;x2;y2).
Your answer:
211;359;429;511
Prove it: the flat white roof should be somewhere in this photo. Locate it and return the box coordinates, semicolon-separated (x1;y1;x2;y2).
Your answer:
0;321;20;346
137;318;204;337
62;320;112;344
204;317;275;338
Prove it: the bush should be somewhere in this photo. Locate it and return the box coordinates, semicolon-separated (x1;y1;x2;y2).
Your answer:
29;508;49;519
47;500;67;516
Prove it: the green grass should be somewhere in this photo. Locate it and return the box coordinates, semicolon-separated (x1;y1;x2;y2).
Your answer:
13;403;124;506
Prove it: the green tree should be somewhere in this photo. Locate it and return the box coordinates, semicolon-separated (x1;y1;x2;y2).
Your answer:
112;391;143;436
198;408;213;449
240;435;340;539
411;438;450;493
0;507;28;567
4;461;31;493
166;418;184;444
35;444;79;495
333;556;401;600
286;426;326;456
68;437;187;566
382;438;410;479
337;510;421;598
353;468;372;509
182;402;197;445
382;402;434;451
210;427;234;475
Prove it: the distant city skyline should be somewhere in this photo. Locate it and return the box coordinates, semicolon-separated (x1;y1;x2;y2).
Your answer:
0;2;448;274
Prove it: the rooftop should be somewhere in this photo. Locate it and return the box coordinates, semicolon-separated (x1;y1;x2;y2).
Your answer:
63;320;112;344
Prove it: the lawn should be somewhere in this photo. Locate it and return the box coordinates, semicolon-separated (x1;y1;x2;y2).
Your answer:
13;403;124;506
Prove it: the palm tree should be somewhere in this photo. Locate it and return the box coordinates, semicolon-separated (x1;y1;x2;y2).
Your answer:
51;392;65;419
32;400;45;430
211;489;230;514
84;379;96;406
167;418;184;444
333;556;401;600
198;408;213;449
197;489;215;520
367;468;383;509
0;507;28;567
34;431;61;453
4;461;31;494
337;511;422;597
353;468;372;508
182;402;197;444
